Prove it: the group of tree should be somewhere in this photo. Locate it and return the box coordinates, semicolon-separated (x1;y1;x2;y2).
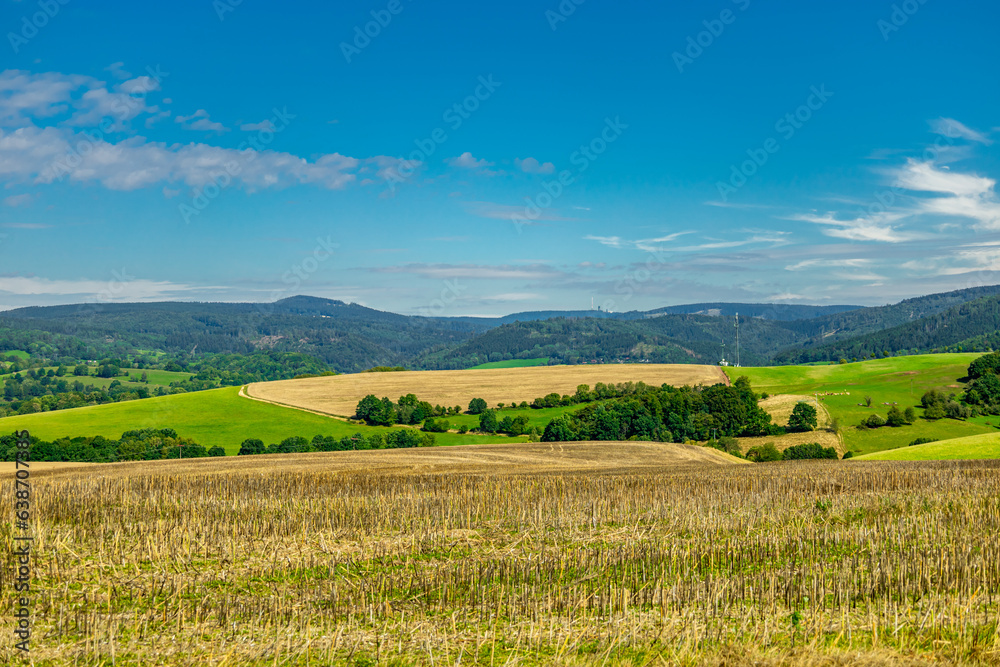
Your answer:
745;441;838;462
858;405;918;429
540;377;781;443
0;374;170;417
355;393;463;426
921;389;973;420
237;429;434;455
0;428;223;463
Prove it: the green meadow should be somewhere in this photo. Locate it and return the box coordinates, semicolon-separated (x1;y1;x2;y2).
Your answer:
726;354;994;455
0;366;193;388
0;386;524;454
856;432;1000;461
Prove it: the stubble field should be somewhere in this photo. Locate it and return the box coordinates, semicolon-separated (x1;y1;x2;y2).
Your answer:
246;364;729;417
4;444;1000;665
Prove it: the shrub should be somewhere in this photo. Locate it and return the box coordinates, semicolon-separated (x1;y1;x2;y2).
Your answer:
468;398;488;415
238;438;265;456
842;451;854;459
208;446;226;457
782;443;838;460
746;442;782;462
885;406;906;427
924;405;945;420
862;413;886;429
422;418;450;433
908;437;936;447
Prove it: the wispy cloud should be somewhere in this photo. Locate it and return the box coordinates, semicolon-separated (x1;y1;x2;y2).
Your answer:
2;193;33;207
239;119;275;132
894;159;1000;229
929;117;992;145
785;258;870;271
464;201;572;223
790;211;916;242
0;275;214;299
373;263;562;281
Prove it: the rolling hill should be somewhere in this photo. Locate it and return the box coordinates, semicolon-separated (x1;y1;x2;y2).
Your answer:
3;285;1000;371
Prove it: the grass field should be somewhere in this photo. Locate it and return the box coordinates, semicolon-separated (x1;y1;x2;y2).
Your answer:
726;354;992;455
9;451;1000;665
0;366;192;388
1;349;30;359
856;432;1000;461
248;363;728;417
468;357;549;369
0;386;520;453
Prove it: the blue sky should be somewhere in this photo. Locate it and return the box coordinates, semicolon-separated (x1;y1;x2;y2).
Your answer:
1;0;999;315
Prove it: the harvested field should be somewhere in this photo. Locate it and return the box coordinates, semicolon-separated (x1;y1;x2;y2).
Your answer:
737;430;842;456
11;452;1000;665
749;393;842;455
246;363;728;417
34;440;745;481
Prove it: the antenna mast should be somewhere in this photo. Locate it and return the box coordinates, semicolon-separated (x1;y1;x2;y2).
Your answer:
735;312;740;368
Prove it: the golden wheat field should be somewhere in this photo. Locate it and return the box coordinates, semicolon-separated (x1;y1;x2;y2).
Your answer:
4;444;1000;666
245;364;728;417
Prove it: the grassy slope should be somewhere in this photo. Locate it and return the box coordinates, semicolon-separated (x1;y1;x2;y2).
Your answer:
726;354;994;455
0;387;525;454
468;358;549;369
0;366;192;388
856;432;1000;460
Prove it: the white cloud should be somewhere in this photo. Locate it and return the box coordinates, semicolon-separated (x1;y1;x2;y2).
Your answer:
0;276;208;300
175;109;228;133
515;157;555;174
929;117;992;145
791;211;915;242
894;159;1000;229
448;152;493;170
896;159;995;197
104;62;131;80
0;70;92;124
0;124;406;192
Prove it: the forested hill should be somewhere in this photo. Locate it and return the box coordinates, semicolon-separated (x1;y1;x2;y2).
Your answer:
774;295;1000;364
778;285;1000;347
0;298;487;372
413;315;806;369
3;285;1000;370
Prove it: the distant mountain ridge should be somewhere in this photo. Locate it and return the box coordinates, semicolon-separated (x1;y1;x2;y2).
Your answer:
2;285;999;371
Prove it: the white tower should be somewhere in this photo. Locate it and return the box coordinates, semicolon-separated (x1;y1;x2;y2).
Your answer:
735;312;740;368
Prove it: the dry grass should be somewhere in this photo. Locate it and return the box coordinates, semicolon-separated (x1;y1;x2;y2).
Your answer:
6;446;1000;665
737;430;843;456
246;363;728;417
759;394;831;430
0;461;92;475
743;394;842;455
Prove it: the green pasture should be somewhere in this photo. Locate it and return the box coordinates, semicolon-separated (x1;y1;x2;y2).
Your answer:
855;432;1000;461
726;354;993;455
0;386;524;454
